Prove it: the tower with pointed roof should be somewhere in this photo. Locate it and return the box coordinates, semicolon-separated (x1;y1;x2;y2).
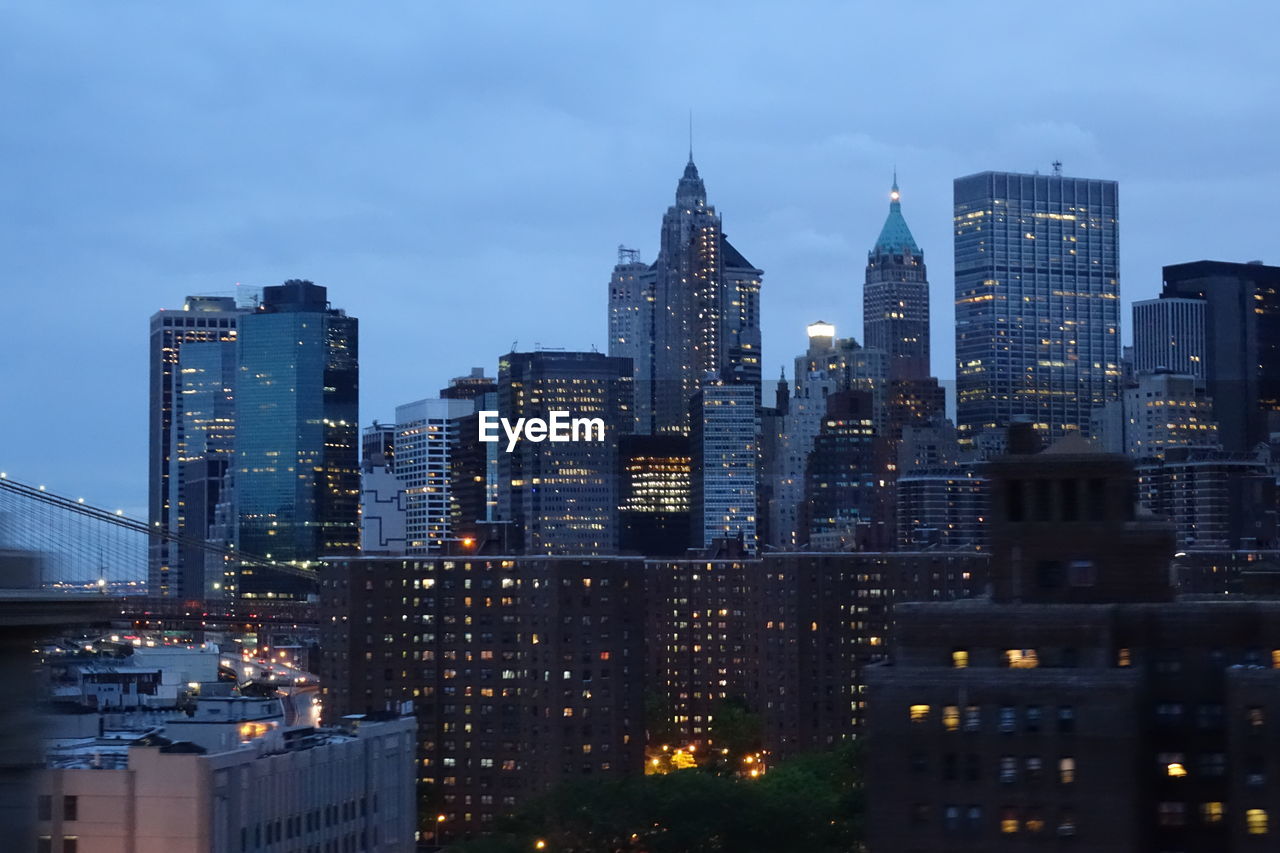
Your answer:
610;154;763;434
864;174;930;381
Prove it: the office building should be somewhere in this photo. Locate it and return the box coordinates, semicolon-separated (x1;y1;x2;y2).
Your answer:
690;382;759;551
1142;447;1276;551
954;170;1121;445
611;156;763;434
148;295;245;598
803;389;886;550
1160;260;1280;451
497;351;633;554
618;434;692;556
896;465;988;551
1133;296;1206;377
360;422;407;556
235;280;359;598
865;175;931;382
1094;371;1220;460
394;397;475;554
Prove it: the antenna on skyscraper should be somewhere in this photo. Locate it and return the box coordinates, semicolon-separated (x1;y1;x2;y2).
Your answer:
1052;160;1063;176
618;244;641;264
688;109;694;161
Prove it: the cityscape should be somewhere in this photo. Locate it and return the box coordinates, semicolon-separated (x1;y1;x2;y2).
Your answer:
4;4;1280;853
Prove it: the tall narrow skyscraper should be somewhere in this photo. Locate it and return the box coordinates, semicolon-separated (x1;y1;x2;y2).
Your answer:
864;175;930;381
610;156;763;434
954;170;1121;445
148;295;245;598
234;280;358;598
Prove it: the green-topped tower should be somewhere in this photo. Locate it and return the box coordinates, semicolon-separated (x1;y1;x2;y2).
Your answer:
864;174;930;381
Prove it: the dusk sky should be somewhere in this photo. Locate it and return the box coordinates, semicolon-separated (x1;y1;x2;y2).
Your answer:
2;1;1278;515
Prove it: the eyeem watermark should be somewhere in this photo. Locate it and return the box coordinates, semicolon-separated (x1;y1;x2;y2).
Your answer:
478;411;606;452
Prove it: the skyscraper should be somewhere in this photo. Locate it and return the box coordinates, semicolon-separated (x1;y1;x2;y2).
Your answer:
1159;260;1280;451
496;350;633;554
954;170;1121;445
689;382;759;550
394;397;474;553
148;294;245;598
234;280;358;598
865;175;930;381
610;156;763;434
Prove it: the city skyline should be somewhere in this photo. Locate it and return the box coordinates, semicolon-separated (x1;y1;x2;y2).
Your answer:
4;2;1280;516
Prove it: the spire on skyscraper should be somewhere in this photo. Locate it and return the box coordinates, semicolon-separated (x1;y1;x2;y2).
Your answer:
873;173;919;254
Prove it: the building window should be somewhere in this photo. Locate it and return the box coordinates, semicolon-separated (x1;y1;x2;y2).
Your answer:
943;805;960;832
1158;802;1186;827
1000;756;1017;784
1000;807;1019;833
36;839;52;853
910;803;930;826
909;704;930;724
1057;811;1077;837
37;796;51;821
1247;809;1269;835
1201;802;1224;825
1057;705;1075;733
1058;757;1076;784
1025;705;1042;732
952;649;969;668
1004;649;1038;669
963;705;981;732
1025;811;1045;833
1067;560;1096;587
1247;706;1266;729
1272;649;1280;670
999;706;1016;733
1117;647;1132;667
63;796;77;822
943;705;960;732
1025;756;1043;781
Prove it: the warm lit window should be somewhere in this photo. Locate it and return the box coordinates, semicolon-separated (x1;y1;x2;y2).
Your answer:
1000;808;1019;834
1247;706;1266;728
909;704;930;724
1004;649;1039;669
1272;649;1280;669
1201;802;1224;824
1247;808;1269;835
952;649;969;668
1117;647;1132;667
943;705;960;732
1059;757;1076;784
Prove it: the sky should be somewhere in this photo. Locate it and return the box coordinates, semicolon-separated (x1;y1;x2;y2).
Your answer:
1;1;1278;516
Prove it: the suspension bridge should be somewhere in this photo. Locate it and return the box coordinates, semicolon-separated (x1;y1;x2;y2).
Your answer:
0;473;319;630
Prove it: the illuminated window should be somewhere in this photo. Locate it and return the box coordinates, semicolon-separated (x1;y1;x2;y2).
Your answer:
1247;809;1269;835
1117;647;1132;667
1004;649;1039;669
1201;802;1224;824
1272;649;1280;669
1167;762;1188;778
1247;706;1266;728
943;705;960;732
952;649;969;668
1025;813;1045;833
964;705;981;732
909;704;930;724
1000;807;1019;833
1059;757;1076;784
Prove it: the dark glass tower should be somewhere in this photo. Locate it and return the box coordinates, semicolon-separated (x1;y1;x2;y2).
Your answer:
610;156;763;434
496;350;633;554
1159;260;1280;452
954;171;1120;445
865;175;930;382
234;280;358;597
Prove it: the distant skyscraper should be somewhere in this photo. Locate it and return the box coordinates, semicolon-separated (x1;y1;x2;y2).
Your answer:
148;295;245;598
394;397;475;554
689;382;759;550
497;350;633;554
1160;260;1280;451
234;280;358;597
619;434;692;556
954;170;1121;444
865;175;930;381
1132;296;1206;377
359;422;406;556
803;389;883;550
611;156;763;434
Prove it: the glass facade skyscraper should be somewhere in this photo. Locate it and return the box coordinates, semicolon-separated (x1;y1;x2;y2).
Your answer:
234;280;358;597
954;171;1121;444
148;295;245;598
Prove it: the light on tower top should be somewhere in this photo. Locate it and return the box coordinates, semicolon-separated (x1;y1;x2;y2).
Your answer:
890;188;900;202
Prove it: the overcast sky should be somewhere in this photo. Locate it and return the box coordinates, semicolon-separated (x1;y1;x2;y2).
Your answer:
2;1;1278;514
